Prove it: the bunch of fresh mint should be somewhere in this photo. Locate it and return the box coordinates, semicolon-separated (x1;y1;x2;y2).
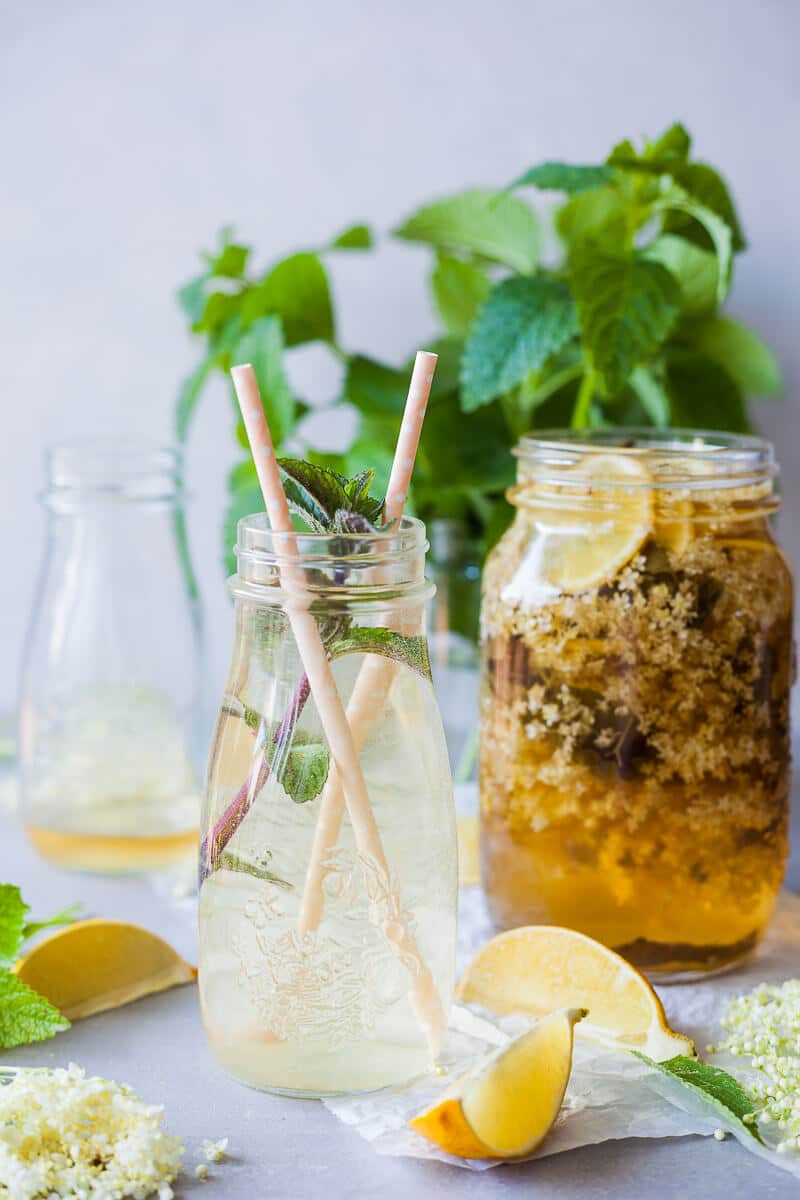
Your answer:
0;884;76;1049
177;123;780;606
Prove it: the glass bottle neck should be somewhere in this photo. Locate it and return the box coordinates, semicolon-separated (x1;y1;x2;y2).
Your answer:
43;443;184;513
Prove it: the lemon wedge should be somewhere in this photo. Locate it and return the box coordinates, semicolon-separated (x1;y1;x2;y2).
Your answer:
14;919;196;1020
535;453;652;593
409;1008;585;1159
457;924;693;1062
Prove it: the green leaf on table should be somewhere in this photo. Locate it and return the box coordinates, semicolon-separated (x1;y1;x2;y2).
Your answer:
175;357;213;441
643;235;718;316
232;316;295;446
556;186;628;248
329;625;432;680
508;162;616;194
208;242;250;279
637;1053;762;1143
0;885;28;968
686;316;781;396
240;252;334;345
630;366;671;426
22;904;80;943
0;971;70;1049
570;249;681;395
461;276;579;411
667;351;748;432
431;255;491;337
344;356;408;416
329;223;373;250
394;188;539;273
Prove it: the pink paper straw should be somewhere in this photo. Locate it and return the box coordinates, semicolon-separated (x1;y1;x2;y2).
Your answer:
229;364;445;1050
298;352;439;935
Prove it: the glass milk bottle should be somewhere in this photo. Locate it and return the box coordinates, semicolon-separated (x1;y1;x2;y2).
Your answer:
19;443;203;871
198;514;457;1096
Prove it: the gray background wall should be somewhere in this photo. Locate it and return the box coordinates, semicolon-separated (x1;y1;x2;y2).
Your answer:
2;0;798;706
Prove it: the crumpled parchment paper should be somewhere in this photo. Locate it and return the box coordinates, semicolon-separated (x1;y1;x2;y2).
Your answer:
324;888;800;1178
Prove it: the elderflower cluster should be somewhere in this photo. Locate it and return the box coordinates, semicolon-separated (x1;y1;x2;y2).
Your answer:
0;1064;183;1199
710;980;800;1154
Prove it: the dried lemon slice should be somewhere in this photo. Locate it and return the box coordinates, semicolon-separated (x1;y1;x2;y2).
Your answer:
409;1008;585;1159
457;924;694;1062
534;453;652;593
14;919;196;1020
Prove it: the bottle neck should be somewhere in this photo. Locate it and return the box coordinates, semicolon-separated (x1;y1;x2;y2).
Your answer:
43;443;184;513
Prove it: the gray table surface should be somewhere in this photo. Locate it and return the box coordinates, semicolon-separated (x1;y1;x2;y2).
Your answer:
3;797;799;1200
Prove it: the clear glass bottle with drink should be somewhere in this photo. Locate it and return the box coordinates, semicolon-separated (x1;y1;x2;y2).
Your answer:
19;443;203;871
198;513;457;1096
480;430;793;979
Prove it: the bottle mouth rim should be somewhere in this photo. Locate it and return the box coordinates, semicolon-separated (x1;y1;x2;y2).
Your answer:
44;441;184;503
514;428;777;491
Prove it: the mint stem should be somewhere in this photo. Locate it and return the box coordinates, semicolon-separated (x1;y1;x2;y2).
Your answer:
199;673;311;882
571;368;595;429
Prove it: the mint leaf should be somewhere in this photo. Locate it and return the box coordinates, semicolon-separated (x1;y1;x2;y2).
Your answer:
344;356;408;416
329;223;372;250
646;123;692;165
461;276;579;411
643;235;718;316
608;123;692;172
177;273;211;324
653;187;733;302
195;290;242;335
217;850;291;887
570;250;681;395
687;316;781;397
223;460;262;575
278;459;348;531
329;625;431;679
556;186;628;248
509;162;615;194
279;739;330;804
175;357;213;441
0;971;69;1049
667;351;748;432
0;886;28;968
22;904;80;943
667;163;746;252
431;255;491;337
638;1053;761;1143
394;189;539;273
209;242;250;279
630;366;671;426
240;252;334;345
232;316;295;446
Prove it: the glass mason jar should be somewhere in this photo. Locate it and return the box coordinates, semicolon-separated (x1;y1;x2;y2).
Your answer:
19;443;203;872
198;515;457;1097
480;430;794;979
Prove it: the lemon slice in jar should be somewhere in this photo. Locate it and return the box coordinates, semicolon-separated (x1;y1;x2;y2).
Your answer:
534;453;653;594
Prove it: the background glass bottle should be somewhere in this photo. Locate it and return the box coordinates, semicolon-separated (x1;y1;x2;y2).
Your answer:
19;442;203;872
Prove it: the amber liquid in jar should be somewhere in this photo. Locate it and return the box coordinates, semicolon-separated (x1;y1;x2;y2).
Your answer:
480;432;793;979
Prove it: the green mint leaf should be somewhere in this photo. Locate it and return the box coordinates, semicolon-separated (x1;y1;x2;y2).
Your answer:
667;162;746;252
240;252;334;346
0;886;28;968
22;904;80;944
175;357;213;441
653;186;733;301
508;162;616;194
177;273;211;324
637;1053;762;1144
232;316;295;447
646;123;692;165
209;242;250;279
217;850;292;887
643;234;718;316
461;276;579;412
608;123;692;172
278;739;330;804
224;459;262;575
0;970;70;1049
394;188;539;274
329;223;373;250
419;387;515;496
431;255;491;338
630;366;671;427
667;351;748;432
344;356;408;416
686;316;781;397
194;290;243;335
556;186;628;248
570;249;681;395
279;459;345;531
329;625;431;680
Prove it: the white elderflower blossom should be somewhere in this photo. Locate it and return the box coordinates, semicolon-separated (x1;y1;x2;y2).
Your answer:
711;980;800;1154
0;1064;183;1199
202;1138;229;1163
